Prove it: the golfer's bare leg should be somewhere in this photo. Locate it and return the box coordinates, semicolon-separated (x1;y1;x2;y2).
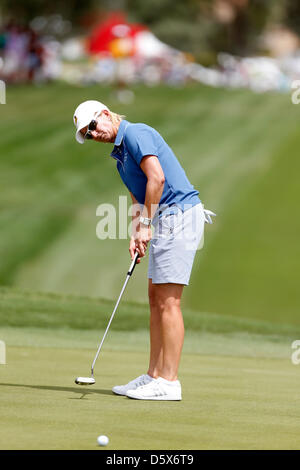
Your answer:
147;278;163;378
149;282;184;382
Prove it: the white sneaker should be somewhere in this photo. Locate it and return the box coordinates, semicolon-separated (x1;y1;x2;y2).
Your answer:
126;377;182;401
112;374;153;396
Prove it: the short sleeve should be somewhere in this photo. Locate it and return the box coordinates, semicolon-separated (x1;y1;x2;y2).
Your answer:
124;124;158;166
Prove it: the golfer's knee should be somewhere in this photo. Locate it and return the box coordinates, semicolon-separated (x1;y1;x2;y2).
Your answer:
149;284;182;315
156;296;181;315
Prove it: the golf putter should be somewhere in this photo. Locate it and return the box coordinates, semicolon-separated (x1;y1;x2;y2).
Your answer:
75;251;139;385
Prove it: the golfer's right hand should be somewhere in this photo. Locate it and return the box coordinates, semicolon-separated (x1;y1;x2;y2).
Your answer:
129;236;141;263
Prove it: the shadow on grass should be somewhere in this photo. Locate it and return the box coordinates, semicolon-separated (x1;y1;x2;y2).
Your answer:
0;382;114;398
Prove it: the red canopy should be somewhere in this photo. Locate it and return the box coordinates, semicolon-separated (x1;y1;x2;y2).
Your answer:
87;12;148;56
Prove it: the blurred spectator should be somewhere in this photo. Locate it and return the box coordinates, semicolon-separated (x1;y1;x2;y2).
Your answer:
0;19;61;84
0;12;298;96
26;29;44;82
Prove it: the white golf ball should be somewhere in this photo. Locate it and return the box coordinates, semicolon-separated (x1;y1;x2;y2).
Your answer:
97;435;109;446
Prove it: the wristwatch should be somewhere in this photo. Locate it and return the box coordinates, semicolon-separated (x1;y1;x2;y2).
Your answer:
140;216;152;227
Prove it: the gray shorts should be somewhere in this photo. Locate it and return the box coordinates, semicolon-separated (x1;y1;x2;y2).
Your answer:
148;203;205;285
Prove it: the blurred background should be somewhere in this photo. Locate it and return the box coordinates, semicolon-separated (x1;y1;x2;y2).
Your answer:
1;0;300;326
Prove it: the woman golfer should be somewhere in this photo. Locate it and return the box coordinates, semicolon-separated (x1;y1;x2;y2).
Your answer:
73;100;215;401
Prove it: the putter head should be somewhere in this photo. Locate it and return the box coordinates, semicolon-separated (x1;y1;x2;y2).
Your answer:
75;376;96;386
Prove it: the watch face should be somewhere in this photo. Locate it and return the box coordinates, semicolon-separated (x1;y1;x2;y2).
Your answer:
141;217;151;226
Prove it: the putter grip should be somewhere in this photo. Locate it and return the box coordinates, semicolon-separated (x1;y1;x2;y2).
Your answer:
128;252;139;276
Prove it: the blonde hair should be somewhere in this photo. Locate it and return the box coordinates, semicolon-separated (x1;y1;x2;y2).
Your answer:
109;111;126;126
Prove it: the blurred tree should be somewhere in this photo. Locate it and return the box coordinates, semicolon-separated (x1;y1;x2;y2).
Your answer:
1;0;299;58
128;0;199;25
127;0;217;62
127;0;289;61
212;0;272;55
1;0;95;27
284;0;300;35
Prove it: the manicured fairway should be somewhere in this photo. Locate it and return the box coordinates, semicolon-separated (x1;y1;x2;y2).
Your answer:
1;83;300;324
0;328;299;450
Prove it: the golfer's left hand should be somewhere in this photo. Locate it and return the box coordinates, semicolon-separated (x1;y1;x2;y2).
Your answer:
134;225;152;257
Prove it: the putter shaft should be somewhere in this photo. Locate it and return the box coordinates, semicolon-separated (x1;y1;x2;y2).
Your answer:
91;252;139;377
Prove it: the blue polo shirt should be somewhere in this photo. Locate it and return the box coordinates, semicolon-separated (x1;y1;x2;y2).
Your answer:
110;120;201;212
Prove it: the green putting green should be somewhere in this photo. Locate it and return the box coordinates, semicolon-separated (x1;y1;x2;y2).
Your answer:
0;326;299;450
